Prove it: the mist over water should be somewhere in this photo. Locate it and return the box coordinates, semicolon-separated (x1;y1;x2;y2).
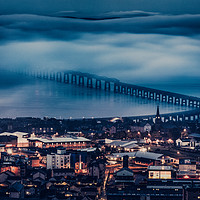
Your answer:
0;3;200;118
0;71;192;118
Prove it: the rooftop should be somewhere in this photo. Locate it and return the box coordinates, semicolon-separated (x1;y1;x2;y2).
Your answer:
28;136;90;143
148;166;173;171
110;151;163;161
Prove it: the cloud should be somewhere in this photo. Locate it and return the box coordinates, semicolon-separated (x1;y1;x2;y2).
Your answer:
0;33;200;90
0;12;200;93
0;13;200;43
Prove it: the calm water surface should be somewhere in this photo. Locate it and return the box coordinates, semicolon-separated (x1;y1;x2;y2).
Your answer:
0;72;196;119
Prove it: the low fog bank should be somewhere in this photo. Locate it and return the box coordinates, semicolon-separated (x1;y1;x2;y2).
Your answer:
0;12;199;95
0;33;200;92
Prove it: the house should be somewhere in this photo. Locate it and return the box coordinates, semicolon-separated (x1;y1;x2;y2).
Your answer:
115;155;134;185
9;182;24;199
176;138;190;147
33;169;47;181
0;171;15;183
52;168;75;177
115;168;134;184
131;122;152;133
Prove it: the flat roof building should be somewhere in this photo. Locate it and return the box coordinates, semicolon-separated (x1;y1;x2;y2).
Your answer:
28;136;91;149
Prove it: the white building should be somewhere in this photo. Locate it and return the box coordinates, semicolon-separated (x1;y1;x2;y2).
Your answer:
176;138;190;147
28;135;91;149
47;149;71;169
148;166;173;179
0;132;29;147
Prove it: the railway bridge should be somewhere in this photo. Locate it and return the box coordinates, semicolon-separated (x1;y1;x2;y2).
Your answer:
22;69;200;121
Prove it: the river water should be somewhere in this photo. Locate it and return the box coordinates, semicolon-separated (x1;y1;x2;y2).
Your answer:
0;71;195;119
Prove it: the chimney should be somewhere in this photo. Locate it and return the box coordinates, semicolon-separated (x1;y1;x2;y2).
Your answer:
123;155;129;168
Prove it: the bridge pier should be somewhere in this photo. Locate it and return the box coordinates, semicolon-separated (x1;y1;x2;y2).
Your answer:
141;90;145;98
78;76;85;86
56;72;62;82
32;70;200;123
156;93;160;101
168;96;173;104
181;99;187;106
37;71;42;79
95;79;101;89
162;95;166;102
144;91;148;98
64;73;69;83
50;72;55;80
42;72;48;79
189;100;194;107
138;90;142;97
149;92;154;99
127;87;132;95
114;84;121;93
120;85;126;94
105;81;111;91
71;74;77;84
87;78;93;88
30;71;35;77
132;89;136;96
175;98;180;105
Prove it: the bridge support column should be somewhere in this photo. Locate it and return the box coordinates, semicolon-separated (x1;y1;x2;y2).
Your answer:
95;79;101;89
127;87;132;95
144;91;148;98
168;96;173;103
64;73;69;83
121;85;127;94
71;74;77;84
162;95;166;102
114;84;120;93
156;93;160;101
135;89;140;97
181;99;186;106
138;90;142;97
87;78;93;88
149;92;154;99
78;76;85;86
56;72;62;82
105;81;111;91
175;98;180;105
37;71;42;79
43;72;48;79
50;72;55;80
132;89;136;96
189;100;194;107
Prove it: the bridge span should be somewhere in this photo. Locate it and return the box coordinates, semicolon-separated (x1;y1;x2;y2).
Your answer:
21;69;200;121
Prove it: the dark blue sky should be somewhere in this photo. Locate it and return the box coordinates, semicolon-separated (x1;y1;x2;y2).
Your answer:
0;0;200;15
